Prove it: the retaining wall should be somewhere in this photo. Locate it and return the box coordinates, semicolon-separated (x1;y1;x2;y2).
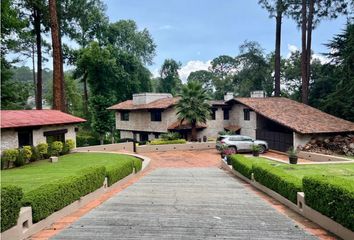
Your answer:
298;151;352;162
75;142;134;152
136;142;216;153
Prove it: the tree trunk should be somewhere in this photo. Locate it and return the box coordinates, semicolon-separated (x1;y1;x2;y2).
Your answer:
306;0;314;102
83;71;89;114
191;122;197;142
301;0;308;104
49;0;65;111
100;134;104;145
274;5;282;97
31;43;36;102
58;29;66;112
34;8;42;110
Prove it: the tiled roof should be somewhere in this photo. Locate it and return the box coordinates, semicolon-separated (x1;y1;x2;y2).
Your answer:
168;120;207;130
108;97;180;110
0;110;86;129
231;97;354;134
224;125;241;132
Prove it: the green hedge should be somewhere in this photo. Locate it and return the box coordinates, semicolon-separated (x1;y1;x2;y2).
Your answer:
22;166;106;223
229;154;255;179
133;158;142;172
303;176;354;231
1;186;23;232
252;163;302;203
106;161;134;186
149;139;187;145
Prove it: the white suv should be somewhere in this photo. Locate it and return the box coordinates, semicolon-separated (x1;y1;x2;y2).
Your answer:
216;135;268;153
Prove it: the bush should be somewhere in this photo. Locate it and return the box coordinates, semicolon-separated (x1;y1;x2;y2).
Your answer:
76;133;100;147
149;139;187;145
252;163;303;203
133;158;142;172
1;149;19;169
14;149;25;167
30;146;40;162
229;154;256;179
36;143;48;159
62;139;75;154
303;176;354;231
106;161;133;186
22;146;32;161
22;166;105;223
1;186;23;232
49;141;63;156
160;132;181;141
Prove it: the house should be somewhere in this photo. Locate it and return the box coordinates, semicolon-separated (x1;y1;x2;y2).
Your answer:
0;110;86;151
108;92;354;152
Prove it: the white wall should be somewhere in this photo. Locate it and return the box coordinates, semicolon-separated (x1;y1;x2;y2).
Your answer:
229;104;257;138
1;129;18;150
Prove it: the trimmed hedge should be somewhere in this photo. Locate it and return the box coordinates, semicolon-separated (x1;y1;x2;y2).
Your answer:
149;139;187;145
22;166;106;223
303;175;354;231
106;161;133;186
252;163;303;203
133;158;142;172
229;154;256;179
1;186;23;232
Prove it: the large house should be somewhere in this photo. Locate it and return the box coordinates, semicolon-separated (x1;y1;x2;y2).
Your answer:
108;92;354;152
0;110;86;151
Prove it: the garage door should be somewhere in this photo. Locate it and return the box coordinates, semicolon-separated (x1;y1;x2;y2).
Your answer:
256;129;293;152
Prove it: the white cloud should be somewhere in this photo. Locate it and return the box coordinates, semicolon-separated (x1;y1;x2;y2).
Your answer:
312;53;330;64
178;60;212;83
287;44;299;58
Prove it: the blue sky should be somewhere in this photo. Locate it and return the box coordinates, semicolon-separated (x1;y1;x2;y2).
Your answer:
104;0;349;81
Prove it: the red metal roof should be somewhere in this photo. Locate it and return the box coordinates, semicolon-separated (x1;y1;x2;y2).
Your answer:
0;110;86;129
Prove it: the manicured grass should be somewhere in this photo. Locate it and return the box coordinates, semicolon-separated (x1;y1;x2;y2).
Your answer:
1;153;138;193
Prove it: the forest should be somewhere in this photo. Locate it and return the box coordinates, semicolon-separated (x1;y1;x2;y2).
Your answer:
1;0;354;144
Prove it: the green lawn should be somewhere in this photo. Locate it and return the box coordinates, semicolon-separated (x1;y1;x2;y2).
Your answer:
253;156;354;179
1;153;138;193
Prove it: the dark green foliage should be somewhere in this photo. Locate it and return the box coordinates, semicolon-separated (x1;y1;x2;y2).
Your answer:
133;158;142;173
303;175;354;231
30;146;40;162
229;154;256;179
252;163;303;203
14;149;25;167
76;132;100;147
160;132;181;141
49;141;63;156
157;59;182;95
149;139;187;145
1;186;23;232
106;161;133;186
1;149;18;169
22;166;106;223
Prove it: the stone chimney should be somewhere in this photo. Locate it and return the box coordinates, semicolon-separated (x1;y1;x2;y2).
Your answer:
224;92;234;101
132;93;172;105
250;91;265;98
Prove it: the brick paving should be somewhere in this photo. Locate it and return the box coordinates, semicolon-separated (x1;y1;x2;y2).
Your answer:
31;150;336;240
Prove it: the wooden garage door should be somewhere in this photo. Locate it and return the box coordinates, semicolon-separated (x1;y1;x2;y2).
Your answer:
256;129;293;152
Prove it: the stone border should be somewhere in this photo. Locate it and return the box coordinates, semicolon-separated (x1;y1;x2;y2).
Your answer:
221;160;354;240
136;142;216;153
1;152;150;240
298;151;353;163
75;142;134;153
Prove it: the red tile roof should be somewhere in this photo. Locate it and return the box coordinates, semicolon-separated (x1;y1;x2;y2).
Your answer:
108;97;180;110
0;110;86;129
231;97;354;134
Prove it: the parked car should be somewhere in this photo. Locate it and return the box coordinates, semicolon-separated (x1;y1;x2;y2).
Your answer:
216;135;268;154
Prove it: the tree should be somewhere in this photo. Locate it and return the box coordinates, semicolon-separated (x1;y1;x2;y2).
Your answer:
176;81;211;141
187;70;215;96
49;0;65;111
259;0;290;96
158;59;182;95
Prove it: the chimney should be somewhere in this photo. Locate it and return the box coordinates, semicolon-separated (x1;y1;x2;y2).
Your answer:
132;93;172;105
224;92;234;101
250;91;265;98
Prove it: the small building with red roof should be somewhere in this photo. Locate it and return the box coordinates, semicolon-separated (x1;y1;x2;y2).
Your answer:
0;110;86;150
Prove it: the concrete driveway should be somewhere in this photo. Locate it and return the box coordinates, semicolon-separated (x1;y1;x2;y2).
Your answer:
52;166;317;239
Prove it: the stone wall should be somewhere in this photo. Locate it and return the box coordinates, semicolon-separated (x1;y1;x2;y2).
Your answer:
1;129;18;150
197;106;229;139
229;104;257;138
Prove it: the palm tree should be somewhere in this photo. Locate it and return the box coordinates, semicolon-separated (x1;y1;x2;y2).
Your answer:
176;81;211;141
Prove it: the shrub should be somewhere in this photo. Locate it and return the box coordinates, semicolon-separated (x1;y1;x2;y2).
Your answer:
149;139;187;145
36;143;48;159
133;158;142;172
62;139;75;154
76;133;100;147
106;161;133;186
49;141;63;156
1;149;18;169
229;154;256;179
22;146;32;161
14;149;25;167
30;146;40;162
303;176;354;231
160;132;181;141
252;163;302;203
1;186;23;232
22;166;105;223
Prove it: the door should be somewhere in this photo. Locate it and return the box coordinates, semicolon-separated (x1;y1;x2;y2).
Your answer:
256;129;293;152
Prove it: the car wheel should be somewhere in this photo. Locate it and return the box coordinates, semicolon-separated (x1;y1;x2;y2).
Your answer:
231;146;237;153
258;145;266;154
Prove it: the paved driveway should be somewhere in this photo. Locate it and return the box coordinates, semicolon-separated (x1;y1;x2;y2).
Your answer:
52;167;316;239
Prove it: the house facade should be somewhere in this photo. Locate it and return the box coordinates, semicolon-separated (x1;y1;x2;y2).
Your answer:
0;110;86;151
109;92;354;152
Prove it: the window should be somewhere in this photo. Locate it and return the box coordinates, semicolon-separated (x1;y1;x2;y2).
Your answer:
211;108;216;120
18;130;33;147
244;109;250;121
150;110;162;122
223;109;230;120
44;129;67;144
139;133;149;142
121;111;129;121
